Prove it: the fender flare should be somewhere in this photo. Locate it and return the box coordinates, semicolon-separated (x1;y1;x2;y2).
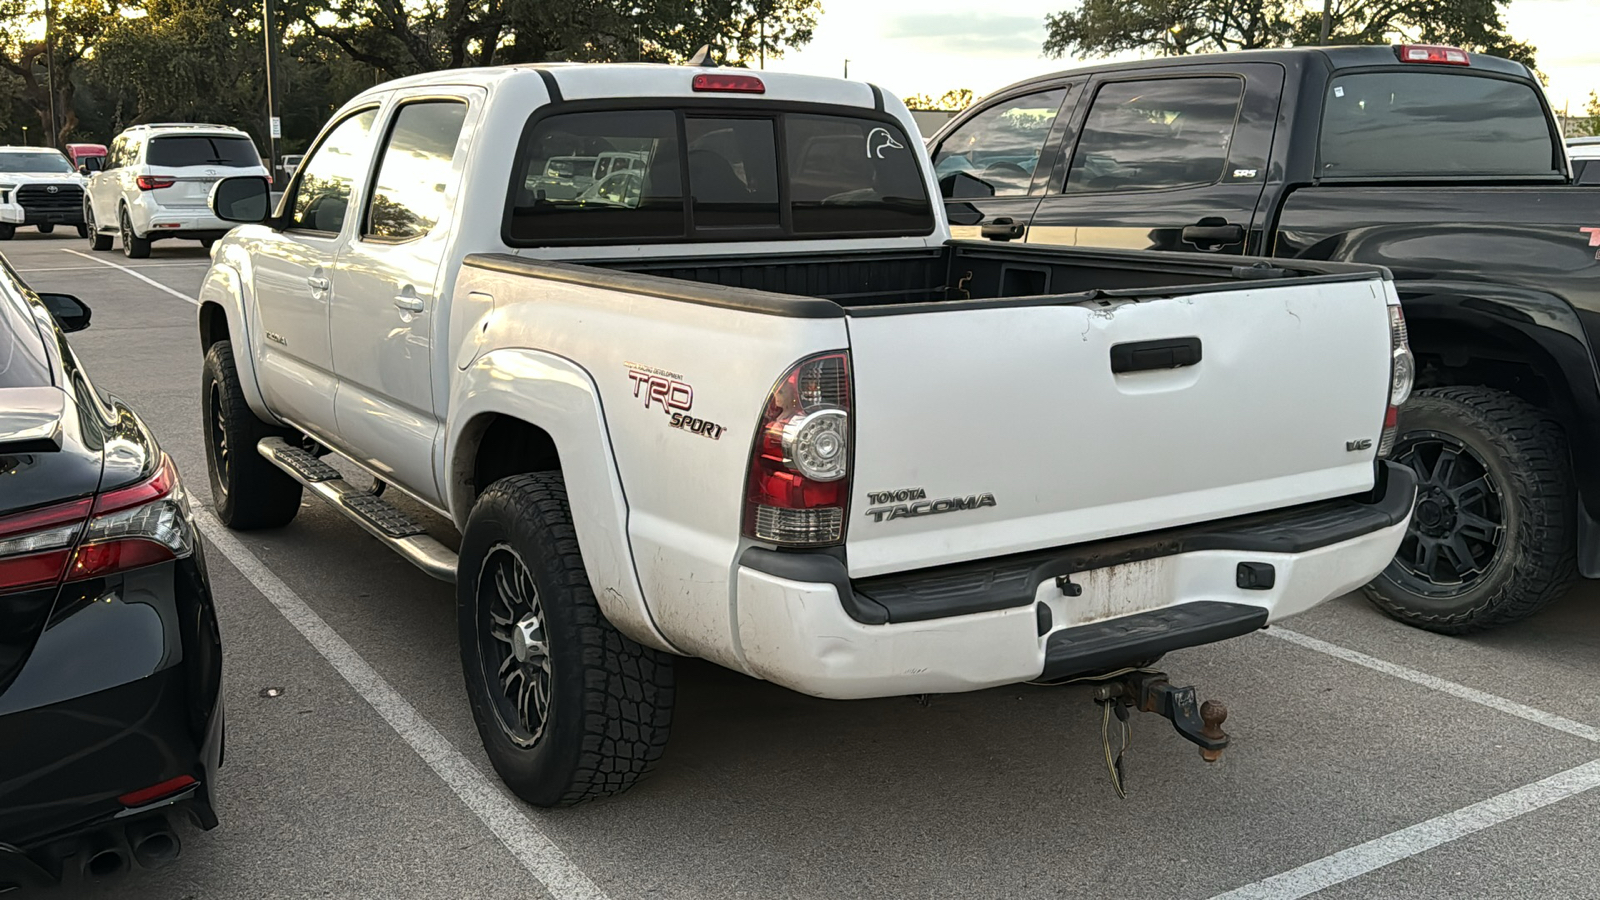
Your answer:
1399;280;1600;576
196;259;280;426
445;347;678;654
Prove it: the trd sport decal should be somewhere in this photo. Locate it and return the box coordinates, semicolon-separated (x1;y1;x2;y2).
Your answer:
1583;227;1600;260
625;363;726;441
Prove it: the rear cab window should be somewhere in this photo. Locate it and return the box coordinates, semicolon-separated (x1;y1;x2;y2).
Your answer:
147;135;262;169
505;107;933;245
1319;72;1558;179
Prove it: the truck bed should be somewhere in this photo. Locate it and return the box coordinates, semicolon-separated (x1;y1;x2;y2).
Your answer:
577;241;1382;311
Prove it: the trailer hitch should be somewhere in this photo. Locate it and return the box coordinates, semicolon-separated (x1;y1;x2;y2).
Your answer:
1089;670;1229;797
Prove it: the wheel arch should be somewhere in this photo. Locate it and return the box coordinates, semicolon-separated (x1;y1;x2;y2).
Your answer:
1399;283;1600;576
196;261;278;427
447;348;677;653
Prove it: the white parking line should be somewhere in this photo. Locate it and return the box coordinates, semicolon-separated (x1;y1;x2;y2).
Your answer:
1207;757;1600;900
21;262;209;273
57;248;200;306
192;510;611;900
1268;627;1600;743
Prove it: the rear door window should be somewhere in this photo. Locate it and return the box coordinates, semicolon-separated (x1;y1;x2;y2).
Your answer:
506;108;931;245
1319;73;1557;178
147;136;262;168
1064;77;1244;193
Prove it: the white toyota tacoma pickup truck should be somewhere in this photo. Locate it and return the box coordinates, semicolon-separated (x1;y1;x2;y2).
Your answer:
197;63;1416;806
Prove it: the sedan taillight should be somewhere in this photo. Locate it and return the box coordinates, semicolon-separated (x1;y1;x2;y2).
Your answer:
0;455;194;594
136;175;175;191
743;352;852;546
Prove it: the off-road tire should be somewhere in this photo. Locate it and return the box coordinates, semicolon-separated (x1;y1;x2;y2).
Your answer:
36;223;53;234
1364;386;1576;633
201;341;302;529
120;206;151;259
86;205;113;250
458;473;675;807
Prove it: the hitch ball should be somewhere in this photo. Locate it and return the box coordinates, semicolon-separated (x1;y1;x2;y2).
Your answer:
1199;701;1228;762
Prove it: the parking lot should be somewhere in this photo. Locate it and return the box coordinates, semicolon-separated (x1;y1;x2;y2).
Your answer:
10;230;1600;900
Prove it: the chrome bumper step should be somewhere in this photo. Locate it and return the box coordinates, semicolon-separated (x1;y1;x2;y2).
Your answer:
257;437;457;582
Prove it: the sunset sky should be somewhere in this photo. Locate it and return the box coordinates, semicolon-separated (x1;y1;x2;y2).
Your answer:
766;0;1597;113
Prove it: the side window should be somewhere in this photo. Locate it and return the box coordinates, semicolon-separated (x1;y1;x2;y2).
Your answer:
364;101;469;241
105;138;124;170
931;88;1067;198
1064;78;1243;194
507;110;683;243
287;108;379;235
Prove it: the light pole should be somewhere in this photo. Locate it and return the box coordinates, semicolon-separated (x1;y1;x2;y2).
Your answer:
20;125;28;146
263;0;282;176
44;0;59;147
1319;0;1333;45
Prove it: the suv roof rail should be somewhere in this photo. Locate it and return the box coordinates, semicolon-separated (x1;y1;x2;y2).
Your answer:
123;123;246;132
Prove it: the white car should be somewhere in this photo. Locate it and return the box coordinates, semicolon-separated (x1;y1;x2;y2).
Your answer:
0;146;88;240
85;123;269;258
1569;136;1600;184
196;64;1414;806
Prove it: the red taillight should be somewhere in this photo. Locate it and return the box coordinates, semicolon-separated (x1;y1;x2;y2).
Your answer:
1394;44;1470;66
118;774;196;807
0;456;192;593
136;175;176;191
692;73;765;94
1378;302;1413;458
0;498;91;594
743;352;851;545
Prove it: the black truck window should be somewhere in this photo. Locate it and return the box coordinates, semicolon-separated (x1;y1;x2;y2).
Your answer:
1319;72;1556;179
931;88;1067;198
1064;78;1243;194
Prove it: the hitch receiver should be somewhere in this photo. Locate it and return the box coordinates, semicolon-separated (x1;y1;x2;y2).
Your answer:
1093;671;1229;761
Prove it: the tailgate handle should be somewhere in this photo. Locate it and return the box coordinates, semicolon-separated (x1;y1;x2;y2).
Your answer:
1110;337;1202;374
980;217;1026;241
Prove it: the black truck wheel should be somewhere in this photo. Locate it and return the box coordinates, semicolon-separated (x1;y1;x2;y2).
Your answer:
201;341;303;529
459;473;675;807
1364;386;1576;633
0;224;14;241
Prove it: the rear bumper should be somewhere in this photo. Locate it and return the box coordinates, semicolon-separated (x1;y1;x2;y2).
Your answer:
733;462;1415;700
127;199;229;237
0;554;223;884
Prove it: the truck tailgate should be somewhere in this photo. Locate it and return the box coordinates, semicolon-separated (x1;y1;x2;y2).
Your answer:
844;276;1394;577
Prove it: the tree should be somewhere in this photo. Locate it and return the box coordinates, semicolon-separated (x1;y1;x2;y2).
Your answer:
1044;0;1536;68
1571;92;1600;138
903;88;974;112
0;0;118;146
299;0;821;78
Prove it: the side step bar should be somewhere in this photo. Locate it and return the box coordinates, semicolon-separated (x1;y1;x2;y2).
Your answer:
257;437;458;583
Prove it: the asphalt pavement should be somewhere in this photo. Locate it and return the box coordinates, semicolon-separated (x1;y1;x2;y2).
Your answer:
8;231;1600;900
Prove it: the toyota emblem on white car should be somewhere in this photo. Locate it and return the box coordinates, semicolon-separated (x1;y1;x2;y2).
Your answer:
46;185;58;194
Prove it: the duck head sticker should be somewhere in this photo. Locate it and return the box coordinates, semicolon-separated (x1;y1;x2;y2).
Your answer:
866;127;905;159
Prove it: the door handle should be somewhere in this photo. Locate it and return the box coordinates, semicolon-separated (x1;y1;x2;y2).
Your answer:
394;295;425;313
980;217;1026;241
1181;220;1245;247
306;275;330;291
1110;337;1203;374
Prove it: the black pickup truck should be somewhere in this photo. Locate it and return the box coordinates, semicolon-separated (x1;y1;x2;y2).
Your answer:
931;44;1600;633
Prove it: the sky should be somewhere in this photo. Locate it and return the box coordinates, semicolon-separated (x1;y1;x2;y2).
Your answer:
763;0;1598;113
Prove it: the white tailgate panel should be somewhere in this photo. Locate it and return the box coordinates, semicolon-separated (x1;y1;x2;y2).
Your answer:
844;278;1393;577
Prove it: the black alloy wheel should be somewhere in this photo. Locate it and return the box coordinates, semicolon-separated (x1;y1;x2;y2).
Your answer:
1385;431;1503;596
476;544;553;747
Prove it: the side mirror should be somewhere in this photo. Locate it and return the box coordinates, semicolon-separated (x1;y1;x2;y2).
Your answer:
38;292;91;333
210;176;272;224
77;164;90;176
939;171;995;200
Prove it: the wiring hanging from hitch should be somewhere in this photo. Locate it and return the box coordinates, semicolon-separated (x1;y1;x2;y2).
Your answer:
1091;670;1229;797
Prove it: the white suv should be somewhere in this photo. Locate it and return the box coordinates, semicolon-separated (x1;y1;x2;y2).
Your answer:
86;123;269;258
0;146;89;240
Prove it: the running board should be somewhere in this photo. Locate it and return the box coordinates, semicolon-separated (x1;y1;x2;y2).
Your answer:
257;437;458;583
